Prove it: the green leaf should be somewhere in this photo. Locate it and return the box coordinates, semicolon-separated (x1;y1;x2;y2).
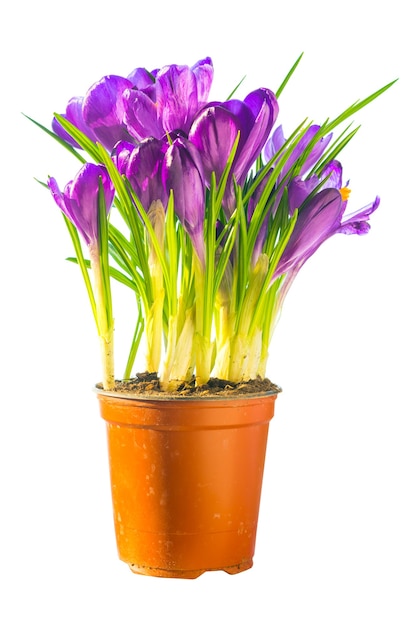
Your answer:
275;52;304;99
67;256;137;291
62;214;98;330
97;179;113;329
123;310;145;379
22;113;87;164
322;78;398;136
53;113;103;163
226;75;247;100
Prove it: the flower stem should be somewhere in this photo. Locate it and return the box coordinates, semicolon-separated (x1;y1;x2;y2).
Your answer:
90;246;115;389
194;252;214;386
145;201;165;373
228;254;268;382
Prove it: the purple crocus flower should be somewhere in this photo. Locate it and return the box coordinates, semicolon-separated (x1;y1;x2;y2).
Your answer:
287;175;322;214
337;195;380;235
82;75;136;151
189;88;279;216
52;59;214;153
264;124;333;178
273;184;380;282
52;96;98;148
287;160;349;215
53;77;136;152
275;188;344;276
242;124;334;245
111;140;137;173
126;66;157;90
124;58;214;142
121;137;169;211
48;163;115;246
162;137;206;264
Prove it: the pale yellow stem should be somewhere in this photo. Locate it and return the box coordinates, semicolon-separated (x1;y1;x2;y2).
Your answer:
161;308;195;391
212;304;232;379
89;245;115;390
145;200;165;374
99;333;115;390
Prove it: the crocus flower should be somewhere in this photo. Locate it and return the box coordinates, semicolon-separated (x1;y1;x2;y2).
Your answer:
124;58;214;142
47;163;115;246
53;76;136;152
121;137;169;211
52;96;97;148
111;140;137;173
162;137;206;264
247;127;330;267
275;188;344;277
264;124;333;178
273;185;380;281
337;195;380;235
82;75;136;151
287;160;350;215
52;59;214;153
189;88;279;216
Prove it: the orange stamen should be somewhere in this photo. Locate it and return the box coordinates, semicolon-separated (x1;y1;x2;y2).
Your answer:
340;186;351;202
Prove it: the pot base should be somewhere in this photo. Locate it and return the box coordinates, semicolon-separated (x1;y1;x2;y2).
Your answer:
128;559;253;579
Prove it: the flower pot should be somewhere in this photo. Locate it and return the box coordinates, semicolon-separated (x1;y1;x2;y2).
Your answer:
96;388;278;578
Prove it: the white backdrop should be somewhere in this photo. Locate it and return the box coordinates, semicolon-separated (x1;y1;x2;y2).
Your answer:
1;1;417;624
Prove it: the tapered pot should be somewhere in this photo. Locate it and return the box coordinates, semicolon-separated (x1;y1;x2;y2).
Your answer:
96;388;278;579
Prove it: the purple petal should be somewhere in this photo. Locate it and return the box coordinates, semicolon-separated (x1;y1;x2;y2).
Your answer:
320;160;344;190
124;59;214;142
287;175;321;214
111;140;137;174
48;163;114;245
188;104;239;184
190;88;278;216
191;57;214;104
52;96;97;148
299;126;333;175
162;137;206;263
82;75;134;150
264;124;333;179
123;85;164;141
264;125;286;161
232;88;279;184
126;67;155;90
157;64;199;133
338;196;380;234
275;188;343;276
125;137;168;210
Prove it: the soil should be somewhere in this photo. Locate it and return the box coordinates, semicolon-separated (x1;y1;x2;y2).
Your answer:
97;372;281;398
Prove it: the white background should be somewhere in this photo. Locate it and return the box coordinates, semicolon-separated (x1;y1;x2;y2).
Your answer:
1;1;417;624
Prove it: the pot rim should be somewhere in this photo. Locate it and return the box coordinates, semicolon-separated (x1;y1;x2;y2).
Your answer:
94;384;280;403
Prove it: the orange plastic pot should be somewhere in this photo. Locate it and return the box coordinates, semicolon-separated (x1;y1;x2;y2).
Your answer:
96;389;278;578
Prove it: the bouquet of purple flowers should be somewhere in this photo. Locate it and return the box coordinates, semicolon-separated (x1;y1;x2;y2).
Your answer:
29;55;394;390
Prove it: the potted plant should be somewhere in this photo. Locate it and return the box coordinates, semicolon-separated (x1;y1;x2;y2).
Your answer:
28;54;395;578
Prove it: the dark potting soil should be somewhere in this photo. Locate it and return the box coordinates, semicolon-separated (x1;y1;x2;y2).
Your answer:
97;372;281;398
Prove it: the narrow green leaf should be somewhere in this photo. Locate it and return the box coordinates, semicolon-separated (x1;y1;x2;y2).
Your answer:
53;113;103;163
226;75;246;100
67;256;137;291
97;180;113;329
322;79;398;136
22;113;86;164
275;52;304;99
123;309;145;379
62;214;98;330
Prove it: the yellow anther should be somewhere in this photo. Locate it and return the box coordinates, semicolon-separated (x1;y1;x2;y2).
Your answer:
340;186;351;202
